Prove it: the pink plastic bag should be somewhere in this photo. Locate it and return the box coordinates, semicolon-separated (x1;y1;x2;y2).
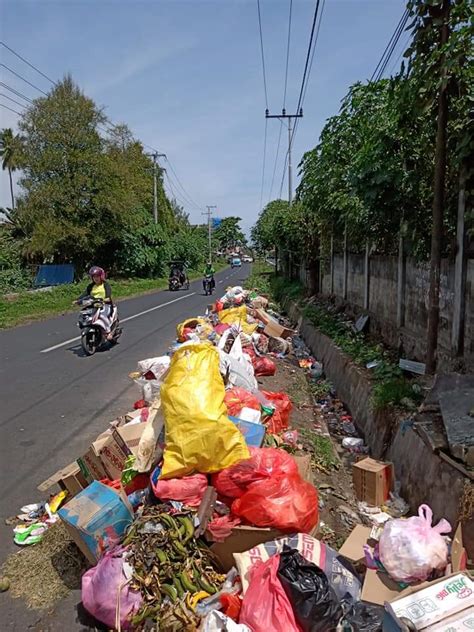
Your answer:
150;471;208;506
82;547;142;630
379;504;451;583
240;554;302;632
211;447;298;499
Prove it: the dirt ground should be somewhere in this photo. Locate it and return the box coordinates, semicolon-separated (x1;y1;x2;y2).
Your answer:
257;350;363;551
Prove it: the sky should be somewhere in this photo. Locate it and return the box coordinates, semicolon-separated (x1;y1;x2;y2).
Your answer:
0;0;408;237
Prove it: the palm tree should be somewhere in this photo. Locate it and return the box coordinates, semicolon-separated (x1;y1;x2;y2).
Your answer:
0;128;22;210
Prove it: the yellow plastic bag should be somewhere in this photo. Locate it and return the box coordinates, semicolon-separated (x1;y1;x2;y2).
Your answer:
176;318;213;342
219;306;257;336
160;342;250;478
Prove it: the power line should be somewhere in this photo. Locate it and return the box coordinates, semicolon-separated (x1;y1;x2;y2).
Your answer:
282;0;293;109
0;63;49;96
256;0;269;109
165;157;204;211
293;0;321;121
388;33;411;75
0;92;26;109
370;9;409;82
0;82;34;103
0;102;22;116
0;41;57;85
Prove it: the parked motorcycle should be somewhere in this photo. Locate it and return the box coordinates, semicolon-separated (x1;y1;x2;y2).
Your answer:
77;297;122;355
203;274;214;296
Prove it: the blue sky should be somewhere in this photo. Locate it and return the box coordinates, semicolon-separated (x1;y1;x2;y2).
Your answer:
0;0;408;235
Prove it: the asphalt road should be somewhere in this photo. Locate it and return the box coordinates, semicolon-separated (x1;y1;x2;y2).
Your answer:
0;264;249;631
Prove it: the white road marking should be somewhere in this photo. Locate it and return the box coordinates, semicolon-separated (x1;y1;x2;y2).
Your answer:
218;280;224;284
40;292;197;353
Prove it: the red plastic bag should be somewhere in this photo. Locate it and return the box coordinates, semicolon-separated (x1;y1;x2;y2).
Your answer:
240;554;302;632
211;447;298;499
232;473;319;533
150;472;208;507
262;390;292;433
254;357;277;376
224;387;260;417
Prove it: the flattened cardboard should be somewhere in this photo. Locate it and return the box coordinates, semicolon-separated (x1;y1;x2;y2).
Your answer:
362;568;403;605
255;308;295;339
211;454;318;571
58;481;133;565
450;523;467;573
338;524;372;565
352;457;394;507
38;461;88;497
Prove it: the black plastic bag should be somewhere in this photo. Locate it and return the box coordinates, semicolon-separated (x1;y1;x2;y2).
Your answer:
341;600;384;632
277;547;342;632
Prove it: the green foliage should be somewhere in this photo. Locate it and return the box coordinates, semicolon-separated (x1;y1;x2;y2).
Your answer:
0;228;31;293
213;217;245;251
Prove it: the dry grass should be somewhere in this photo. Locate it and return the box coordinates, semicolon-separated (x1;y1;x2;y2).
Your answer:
1;522;86;610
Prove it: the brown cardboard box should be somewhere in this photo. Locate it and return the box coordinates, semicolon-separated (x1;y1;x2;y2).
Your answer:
255;308;295;339
38;461;89;498
77;431;112;483
352;457;394;507
99;422;147;480
339;522;468;607
211;454;318;570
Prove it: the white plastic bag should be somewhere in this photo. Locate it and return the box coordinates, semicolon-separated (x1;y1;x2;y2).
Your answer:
134;399;165;473
218;335;258;391
137;356;170;379
200;611;251;632
378;504;451;583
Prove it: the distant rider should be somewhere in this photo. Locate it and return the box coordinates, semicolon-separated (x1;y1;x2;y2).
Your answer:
75;266;114;340
203;261;215;290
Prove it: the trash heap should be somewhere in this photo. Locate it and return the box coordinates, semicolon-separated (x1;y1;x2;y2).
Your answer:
13;284;472;631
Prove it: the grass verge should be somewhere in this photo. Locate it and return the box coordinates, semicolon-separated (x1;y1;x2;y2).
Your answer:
0;262;228;329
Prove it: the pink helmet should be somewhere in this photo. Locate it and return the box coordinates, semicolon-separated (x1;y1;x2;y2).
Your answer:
89;266;105;281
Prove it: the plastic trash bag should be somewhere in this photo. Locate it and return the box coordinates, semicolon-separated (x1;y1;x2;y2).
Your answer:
262;390;292;433
176;318;213;342
340;600;384;632
378;504;451;583
239;554;302;632
224;387;260;417
160;342;249;478
206;514;241;542
137;356;170;380
82;547;142;630
277;547;342;632
200;610;251;632
211;447;298;499
219;306;257;336
218;335;258;392
254;357;277;376
232;472;318;533
150;471;208;506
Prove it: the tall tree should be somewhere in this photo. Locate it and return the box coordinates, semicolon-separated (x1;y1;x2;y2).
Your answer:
0;128;22;210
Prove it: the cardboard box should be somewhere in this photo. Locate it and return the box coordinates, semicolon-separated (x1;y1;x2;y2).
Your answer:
255;308;295;340
77;431;112;483
340;522;468;607
384;572;474;631
99;422;147;480
352;457;394;507
211;454;317;570
38;461;89;498
229;415;266;447
58;480;133;565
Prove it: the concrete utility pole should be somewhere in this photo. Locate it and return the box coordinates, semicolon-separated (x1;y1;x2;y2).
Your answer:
202;205;217;262
148;152;166;223
265;108;303;205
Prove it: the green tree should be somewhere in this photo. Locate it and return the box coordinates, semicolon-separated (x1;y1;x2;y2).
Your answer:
0;128;23;210
213;216;245;251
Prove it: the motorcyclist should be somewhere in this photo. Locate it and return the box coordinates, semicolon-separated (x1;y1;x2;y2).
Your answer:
203;261;215;290
75;266;114;340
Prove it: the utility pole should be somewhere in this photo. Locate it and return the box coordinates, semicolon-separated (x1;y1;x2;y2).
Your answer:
266;108;303;205
426;0;450;374
202;205;217;263
148;152;166;224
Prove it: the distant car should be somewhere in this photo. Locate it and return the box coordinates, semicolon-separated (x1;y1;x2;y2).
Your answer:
231;257;242;268
242;255;253;263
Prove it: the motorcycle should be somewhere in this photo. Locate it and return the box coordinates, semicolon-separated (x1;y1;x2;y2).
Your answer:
203;274;214;296
77;297;122;356
168;275;180;291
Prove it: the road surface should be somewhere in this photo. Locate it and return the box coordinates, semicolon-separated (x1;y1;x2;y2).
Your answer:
0;264;249;630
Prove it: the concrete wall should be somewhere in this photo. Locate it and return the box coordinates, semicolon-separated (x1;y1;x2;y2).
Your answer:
287;301;473;558
309;253;473;366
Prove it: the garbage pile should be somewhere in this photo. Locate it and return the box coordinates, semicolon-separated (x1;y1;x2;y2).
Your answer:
13;284;472;631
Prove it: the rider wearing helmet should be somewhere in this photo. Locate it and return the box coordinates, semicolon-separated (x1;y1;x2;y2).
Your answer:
203;261;215;289
76;266;114;338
